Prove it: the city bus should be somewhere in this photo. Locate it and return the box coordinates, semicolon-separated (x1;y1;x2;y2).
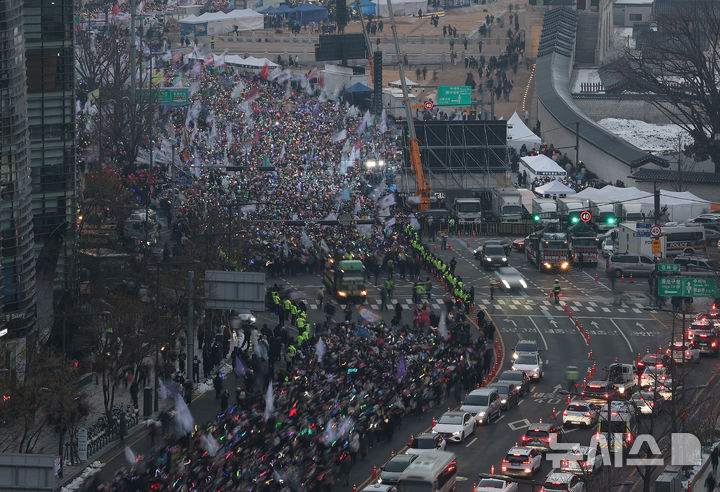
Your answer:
396;451;457;492
662;224;706;257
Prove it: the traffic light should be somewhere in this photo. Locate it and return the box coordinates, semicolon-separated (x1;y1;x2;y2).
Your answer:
570;215;580;224
606;216;616;225
533;214;542;222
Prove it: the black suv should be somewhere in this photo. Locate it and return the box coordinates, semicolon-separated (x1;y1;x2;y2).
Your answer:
580;380;621;404
480;241;509;270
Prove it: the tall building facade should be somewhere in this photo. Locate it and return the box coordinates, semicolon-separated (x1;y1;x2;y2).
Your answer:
0;0;39;372
23;0;77;333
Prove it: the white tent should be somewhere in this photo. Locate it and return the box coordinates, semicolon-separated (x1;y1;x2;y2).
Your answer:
535;180;575;197
574;186;710;222
507;112;541;151
373;0;425;16
519;154;567;182
389;77;419;88
179;9;263;34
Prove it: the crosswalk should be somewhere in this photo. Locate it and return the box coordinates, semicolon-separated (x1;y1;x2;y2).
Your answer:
306;297;649;315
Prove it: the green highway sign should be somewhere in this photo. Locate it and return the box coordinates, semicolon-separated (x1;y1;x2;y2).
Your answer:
437;86;472;107
658;276;720;297
658;263;680;272
137;88;189;106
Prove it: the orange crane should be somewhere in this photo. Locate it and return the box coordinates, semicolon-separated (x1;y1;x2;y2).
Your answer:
384;0;431;210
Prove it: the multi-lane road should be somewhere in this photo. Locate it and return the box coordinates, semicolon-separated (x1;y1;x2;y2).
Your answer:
268;234;720;492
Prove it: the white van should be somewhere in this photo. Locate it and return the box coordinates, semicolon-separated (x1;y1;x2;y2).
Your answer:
396;451;457;492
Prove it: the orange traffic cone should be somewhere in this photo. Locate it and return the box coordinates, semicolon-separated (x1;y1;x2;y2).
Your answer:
353;485;357;492
575;319;579;327
448;242;452;250
373;466;377;479
491;465;495;475
473;232;476;239
585;332;590;344
432;416;437;427
589;349;593;359
658;345;663;354
390;450;395;457
582;378;587;388
629;274;634;283
567;394;571;404
595;273;599;282
434;245;437;253
621;274;625;283
473;483;477;492
482;377;487;387
636;353;642;365
409;434;414;445
564;304;568;312
470;304;475;313
580;323;584;334
615;356;618;363
552;407;556;419
569;310;573;318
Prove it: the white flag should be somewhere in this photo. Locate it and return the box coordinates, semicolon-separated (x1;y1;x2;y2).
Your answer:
174;394;195;434
377;194;396;208
264;382;275;421
231;80;247;99
315;338;327;363
301;231;313;248
332;129;347;143
124;446;137;465
200;434;221;456
438;312;449;339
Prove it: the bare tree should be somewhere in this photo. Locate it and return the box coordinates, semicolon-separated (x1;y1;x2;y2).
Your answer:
616;1;720;172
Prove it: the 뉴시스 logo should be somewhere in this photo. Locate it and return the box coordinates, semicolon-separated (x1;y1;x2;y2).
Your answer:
545;433;702;468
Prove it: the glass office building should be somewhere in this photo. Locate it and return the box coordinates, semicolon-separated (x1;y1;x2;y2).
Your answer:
0;0;39;346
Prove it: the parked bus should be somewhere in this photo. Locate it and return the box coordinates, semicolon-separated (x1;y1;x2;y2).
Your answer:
396;451;457;492
662;224;706;257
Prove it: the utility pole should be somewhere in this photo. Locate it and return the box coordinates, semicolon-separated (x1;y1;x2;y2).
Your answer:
129;0;137;105
653;183;660;225
575;121;580;168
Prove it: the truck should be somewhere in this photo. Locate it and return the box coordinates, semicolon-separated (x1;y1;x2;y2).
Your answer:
532;197;559;225
568;222;600;266
606;363;637;396
517;188;537;217
450;198;483;224
526;231;570;272
615;222;667;258
491;188;524;223
614;201;645;223
589;200;616;232
557;197;588;222
323;259;368;302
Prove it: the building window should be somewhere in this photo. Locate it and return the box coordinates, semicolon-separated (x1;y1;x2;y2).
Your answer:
629;13;642;21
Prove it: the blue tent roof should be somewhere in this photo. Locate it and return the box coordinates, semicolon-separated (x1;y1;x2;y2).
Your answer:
345;82;373;94
259;6;278;13
274;4;292;13
292;3;326;11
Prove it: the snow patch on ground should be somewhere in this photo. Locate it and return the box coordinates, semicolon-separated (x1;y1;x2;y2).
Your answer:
571;68;602;93
61;461;104;491
597;118;692;154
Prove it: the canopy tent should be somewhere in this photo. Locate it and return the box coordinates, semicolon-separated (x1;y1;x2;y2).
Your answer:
573;186;710;222
352;0;376;15
286;4;328;24
519;154;567;182
389;77;419;88
258;5;278;13
507;111;541;152
178;8;263;35
344;82;373;94
373;0;424;16
534;180;575;197
227;55;279;69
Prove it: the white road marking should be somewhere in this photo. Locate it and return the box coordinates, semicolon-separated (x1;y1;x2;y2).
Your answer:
589;301;598;307
602;307;610;312
496;415;505;422
586;307;595;312
466;437;478;447
518;399;525;405
609;318;635;354
528;316;549;351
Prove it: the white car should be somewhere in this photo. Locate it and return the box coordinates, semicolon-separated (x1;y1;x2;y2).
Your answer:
362;485;397;492
512;340;539;361
501;446;542;476
474;477;519;492
461;388;503;425
599;400;637;417
495;267;528;290
559;446;603;475
667;341;700;364
631;390;664;416
638;366;669;388
542;472;586;492
431;411;476;443
511;353;543;380
562;401;598;428
405;433;446;455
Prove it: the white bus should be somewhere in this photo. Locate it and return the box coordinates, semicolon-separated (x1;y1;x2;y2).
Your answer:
396;451;457;492
662;224;706;257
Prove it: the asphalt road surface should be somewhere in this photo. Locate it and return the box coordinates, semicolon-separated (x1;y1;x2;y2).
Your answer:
93;233;720;491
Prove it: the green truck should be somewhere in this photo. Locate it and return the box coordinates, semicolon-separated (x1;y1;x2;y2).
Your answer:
323;259;368;302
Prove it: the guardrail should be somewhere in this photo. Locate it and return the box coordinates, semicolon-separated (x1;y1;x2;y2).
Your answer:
65;412;141;465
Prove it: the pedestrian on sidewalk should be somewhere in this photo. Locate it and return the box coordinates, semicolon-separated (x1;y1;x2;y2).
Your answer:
119;412;127;441
148;420;158;447
213;373;223;399
712;445;719;475
178;351;186;372
316;288;324;309
220;388;229;412
130;380;139;409
380;286;388;311
183;379;192;404
706;472;716;492
192;356;200;383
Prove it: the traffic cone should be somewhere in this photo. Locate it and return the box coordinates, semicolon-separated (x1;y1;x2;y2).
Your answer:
629;274;634;283
470;304;475;313
582;378;587;387
575;319;579;327
658;345;663;354
448;242;452;250
373;466;378;479
491;465;495;475
473;232;476;239
646;347;650;354
567;394;571;404
580;323;584;334
391;450;395;457
473;483;477;492
432;416;437;427
564;304;568;312
589;349;593;359
409;434;414;445
458;232;461;238
467;240;470;248
494;339;499;349
569;310;573;319
585;332;590;344
552;407;556;419
434;245;437;253
621;274;625;283
636;353;642;365
482;377;487;387
353;485;357;492
595;273;599;282
615;356;618;363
